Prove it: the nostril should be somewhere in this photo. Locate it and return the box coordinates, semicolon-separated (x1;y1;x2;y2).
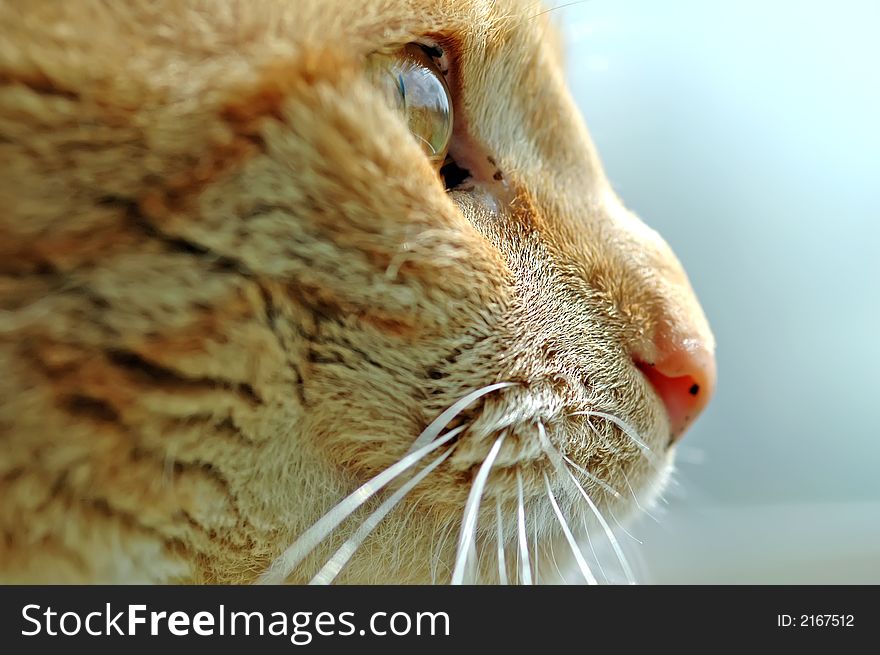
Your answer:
635;337;716;444
636;363;701;443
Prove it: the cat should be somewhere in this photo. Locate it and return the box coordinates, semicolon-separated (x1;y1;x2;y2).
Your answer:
0;0;715;583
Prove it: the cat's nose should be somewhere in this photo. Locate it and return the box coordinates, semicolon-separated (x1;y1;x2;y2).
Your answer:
636;332;716;443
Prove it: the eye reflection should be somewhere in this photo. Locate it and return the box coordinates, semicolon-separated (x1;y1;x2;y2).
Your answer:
368;43;453;168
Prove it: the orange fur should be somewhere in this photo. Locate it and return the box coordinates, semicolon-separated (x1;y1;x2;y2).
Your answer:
0;0;714;583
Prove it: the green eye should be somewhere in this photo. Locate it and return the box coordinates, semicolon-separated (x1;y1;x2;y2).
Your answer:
368;44;453;168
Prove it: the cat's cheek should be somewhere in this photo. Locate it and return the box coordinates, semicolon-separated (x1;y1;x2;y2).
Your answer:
451;186;499;215
447;186;517;245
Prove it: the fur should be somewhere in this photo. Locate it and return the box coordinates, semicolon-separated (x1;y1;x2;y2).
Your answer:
0;0;714;583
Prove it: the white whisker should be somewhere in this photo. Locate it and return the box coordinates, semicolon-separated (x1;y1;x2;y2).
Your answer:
428;523;439;584
408;382;516;454
567;468;636;584
579;412;629;457
623;470;660;524
451;434;506;585
562;454;622;499
309;447;454;585
466;538;479;583
537;422;636;584
569;410;660;465
257;425;465;584
532;515;538;583
547;525;563;581
608;506;643;544
580;515;609;584
495;497;508;585
515;470;533;585
431;521;456;584
544;472;597;585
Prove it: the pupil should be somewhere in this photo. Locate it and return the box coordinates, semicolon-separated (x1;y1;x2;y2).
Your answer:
440;156;471;191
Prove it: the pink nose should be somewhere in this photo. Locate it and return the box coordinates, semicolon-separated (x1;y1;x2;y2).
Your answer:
637;337;716;443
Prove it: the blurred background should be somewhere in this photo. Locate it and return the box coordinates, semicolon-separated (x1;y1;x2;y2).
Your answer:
558;0;880;582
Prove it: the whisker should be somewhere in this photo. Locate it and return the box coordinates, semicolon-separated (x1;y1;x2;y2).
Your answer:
608;506;643;545
538;422;636;584
431;521;456;584
407;382;516;453
623;470;660;524
515;470;533;585
513;520;521;582
544;472;597;585
547;526;563;581
532;515;539;584
450;434;506;585
466;538;479;584
562;454;622;499
257;425;465;584
586;416;633;461
309;447;454;585
428;522;439;584
572;413;627;458
567;469;636;584
569;410;661;465
528;0;592;21
580;515;609;584
495;496;508;585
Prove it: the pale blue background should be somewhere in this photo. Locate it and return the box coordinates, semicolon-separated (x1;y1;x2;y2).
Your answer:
560;0;879;582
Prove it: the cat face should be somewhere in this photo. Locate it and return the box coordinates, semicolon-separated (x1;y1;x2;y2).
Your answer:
0;0;714;583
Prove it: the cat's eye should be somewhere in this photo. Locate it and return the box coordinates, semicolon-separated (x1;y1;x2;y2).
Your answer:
368;44;453;168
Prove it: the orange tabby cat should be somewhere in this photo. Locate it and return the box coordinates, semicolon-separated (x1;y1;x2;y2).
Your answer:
0;0;715;583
